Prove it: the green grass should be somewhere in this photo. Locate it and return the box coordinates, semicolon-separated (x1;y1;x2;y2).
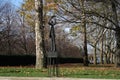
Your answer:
60;67;120;79
0;65;120;79
0;67;48;77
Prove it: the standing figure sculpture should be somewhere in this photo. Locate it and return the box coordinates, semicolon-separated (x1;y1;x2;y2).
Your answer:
49;16;56;52
48;16;58;77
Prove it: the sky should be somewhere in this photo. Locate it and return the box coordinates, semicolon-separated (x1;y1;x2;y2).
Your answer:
11;0;23;8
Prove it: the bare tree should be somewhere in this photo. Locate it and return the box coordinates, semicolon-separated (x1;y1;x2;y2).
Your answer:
0;2;20;55
55;0;120;67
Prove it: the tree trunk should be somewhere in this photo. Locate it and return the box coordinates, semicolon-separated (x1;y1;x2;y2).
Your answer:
110;54;112;64
80;0;88;66
104;54;107;64
100;35;104;64
94;45;97;65
104;34;107;64
107;53;110;64
35;0;44;69
115;30;120;67
111;0;120;67
83;22;88;66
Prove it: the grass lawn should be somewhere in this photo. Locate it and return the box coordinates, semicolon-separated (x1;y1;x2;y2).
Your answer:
0;67;48;77
0;64;120;79
60;67;120;79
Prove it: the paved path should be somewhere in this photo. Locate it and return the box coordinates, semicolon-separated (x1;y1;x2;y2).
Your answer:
0;77;119;80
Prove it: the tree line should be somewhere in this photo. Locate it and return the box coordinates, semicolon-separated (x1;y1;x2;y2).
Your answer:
34;0;120;68
57;0;120;67
0;1;35;55
0;0;120;68
0;0;82;68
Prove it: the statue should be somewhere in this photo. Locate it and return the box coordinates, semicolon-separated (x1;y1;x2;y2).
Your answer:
49;16;56;52
48;15;58;77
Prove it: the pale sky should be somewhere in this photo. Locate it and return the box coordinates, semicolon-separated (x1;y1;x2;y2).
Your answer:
11;0;23;8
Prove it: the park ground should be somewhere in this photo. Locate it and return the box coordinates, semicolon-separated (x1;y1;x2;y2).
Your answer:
0;64;120;80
